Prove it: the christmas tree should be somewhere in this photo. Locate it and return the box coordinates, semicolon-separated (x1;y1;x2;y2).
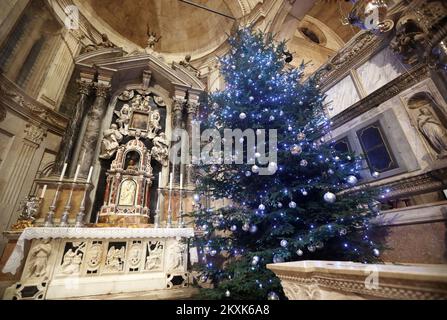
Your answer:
191;28;382;300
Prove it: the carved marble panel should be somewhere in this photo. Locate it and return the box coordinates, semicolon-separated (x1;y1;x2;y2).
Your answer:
356;48;406;95
325;75;360;117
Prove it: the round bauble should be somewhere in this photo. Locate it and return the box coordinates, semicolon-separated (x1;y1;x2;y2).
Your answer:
258;204;265;210
280;240;288;247
239;112;247;120
267;292;279;300
346;175;358;185
230;225;237;232
290;144;302;155
324;192;336;203
289;201;297;209
296;249;303;256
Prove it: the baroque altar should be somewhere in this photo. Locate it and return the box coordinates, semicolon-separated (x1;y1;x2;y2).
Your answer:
1;38;205;300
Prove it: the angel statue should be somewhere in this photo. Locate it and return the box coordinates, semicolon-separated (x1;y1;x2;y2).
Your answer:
147;109;161;138
99;124;123;159
151;132;170;166
83;32;116;53
145;25;162;53
114;104;132;135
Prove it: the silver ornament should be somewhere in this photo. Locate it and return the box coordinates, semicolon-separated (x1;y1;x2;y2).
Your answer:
277;202;283;208
339;228;347;236
249;96;254;102
372;171;380;178
297;132;306;141
249;225;258;233
288;126;293;131
225;290;231;297
300;159;308;167
255;152;261;158
267;292;279;300
280;240;288;247
193;194;200;202
296;249;303;256
289;201;297;209
324;192;336;203
239;112;247;120
252;256;260;265
302;190;308;196
327;169;334;175
346;175;358;185
230;225;237;232
269;115;275;121
252;165;259;173
273;254;284;263
373;248;380;257
245;171;252;177
307;245;316;252
290;144;302;155
210;249;217;256
258;204;265;210
242;223;250;231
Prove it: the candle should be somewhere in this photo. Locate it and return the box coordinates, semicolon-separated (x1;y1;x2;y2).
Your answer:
86;166;93;183
59;163;67;181
81;150;86;163
180;173;183;190
169;172;173;190
40;185;47;198
158;172;162;188
73;164;80;182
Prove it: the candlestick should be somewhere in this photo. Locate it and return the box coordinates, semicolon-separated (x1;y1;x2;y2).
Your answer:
59;163;67;181
178;175;185;228
40;185;47;199
158;172;162;188
180;173;183;190
44;181;63;227
86;166;93;183
73;164;80;182
167;172;173;228
60;175;77;227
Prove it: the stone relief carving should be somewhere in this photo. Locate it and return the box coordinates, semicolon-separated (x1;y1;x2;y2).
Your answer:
166;242;185;272
390;1;447;68
28;239;52;278
128;242;143;270
85;243;103;273
146;25;161;53
114;104;132;135
178;55;200;77
145;241;164;271
84;33;116;53
104;245;126;272
61;242;85;275
99;124;123;159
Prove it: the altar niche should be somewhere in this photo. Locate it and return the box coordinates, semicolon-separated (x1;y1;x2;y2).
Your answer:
95;89;168;226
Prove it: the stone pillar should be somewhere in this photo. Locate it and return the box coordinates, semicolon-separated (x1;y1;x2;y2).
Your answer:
78;82;111;177
172;97;185;185
52;79;93;175
185;101;198;187
0;124;46;206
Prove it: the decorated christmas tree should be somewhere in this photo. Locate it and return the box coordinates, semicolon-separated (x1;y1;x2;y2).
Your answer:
191;28;382;300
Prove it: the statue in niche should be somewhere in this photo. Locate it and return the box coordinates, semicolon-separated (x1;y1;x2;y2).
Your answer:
61;243;85;275
417;107;447;158
151;132;169;166
125;151;140;171
105;246;125;272
114;104;132;135
167;242;185;271
99;124;123;159
118;180;137;206
28;239;52;278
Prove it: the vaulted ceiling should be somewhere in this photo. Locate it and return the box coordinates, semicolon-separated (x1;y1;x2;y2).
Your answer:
86;0;241;54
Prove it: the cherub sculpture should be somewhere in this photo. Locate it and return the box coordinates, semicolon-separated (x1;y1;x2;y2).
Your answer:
151;132;170;166
114;104;132;134
99;124;123;159
145;25;161;53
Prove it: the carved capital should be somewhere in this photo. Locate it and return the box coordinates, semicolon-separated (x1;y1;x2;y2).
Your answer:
173;98;185;114
77;80;93;96
94;83;111;99
24;123;47;144
186;102;199;115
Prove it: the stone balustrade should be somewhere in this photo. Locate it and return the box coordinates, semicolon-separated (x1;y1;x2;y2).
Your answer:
267;260;447;300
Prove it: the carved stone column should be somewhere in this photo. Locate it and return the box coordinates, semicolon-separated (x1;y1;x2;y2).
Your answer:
78;82;111;177
172;97;185;185
186;101;198;187
52;80;92;175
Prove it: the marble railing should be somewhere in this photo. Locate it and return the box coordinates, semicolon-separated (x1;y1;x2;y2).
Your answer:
267;260;447;300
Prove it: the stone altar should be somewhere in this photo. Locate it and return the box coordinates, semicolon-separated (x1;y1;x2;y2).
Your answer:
2;227;194;300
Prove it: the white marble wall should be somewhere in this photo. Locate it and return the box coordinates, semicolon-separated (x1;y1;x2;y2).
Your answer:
356;47;406;95
325;75;361;117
